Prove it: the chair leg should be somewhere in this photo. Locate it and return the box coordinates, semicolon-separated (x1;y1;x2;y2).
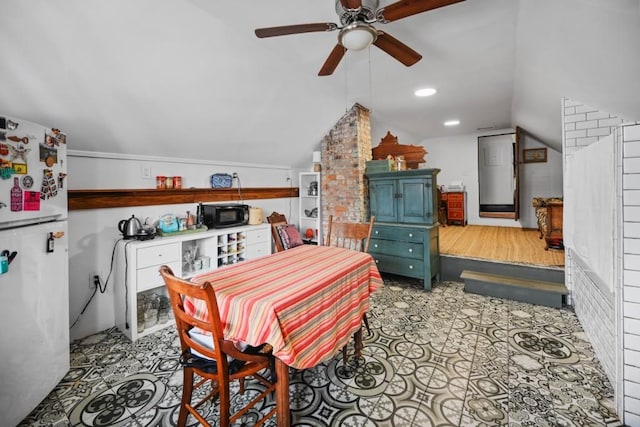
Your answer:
342;345;348;366
362;314;371;336
178;368;194;427
219;372;231;427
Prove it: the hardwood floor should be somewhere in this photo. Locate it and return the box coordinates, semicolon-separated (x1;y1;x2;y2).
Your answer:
439;224;565;267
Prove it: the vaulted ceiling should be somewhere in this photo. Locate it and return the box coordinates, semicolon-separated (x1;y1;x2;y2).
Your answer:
1;0;638;168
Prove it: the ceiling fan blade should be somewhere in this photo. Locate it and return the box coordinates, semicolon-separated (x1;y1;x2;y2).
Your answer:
255;23;337;38
340;0;362;10
373;31;422;66
318;44;347;76
378;0;465;23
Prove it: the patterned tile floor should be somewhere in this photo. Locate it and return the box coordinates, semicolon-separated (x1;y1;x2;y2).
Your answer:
20;276;622;426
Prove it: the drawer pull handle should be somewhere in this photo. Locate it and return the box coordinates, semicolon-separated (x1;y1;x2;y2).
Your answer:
408;248;413;253
374;244;378;248
375;231;379;235
409;233;413;237
375;259;379;263
409;265;413;269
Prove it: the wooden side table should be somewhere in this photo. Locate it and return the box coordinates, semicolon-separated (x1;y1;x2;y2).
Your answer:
545;201;563;250
445;191;467;226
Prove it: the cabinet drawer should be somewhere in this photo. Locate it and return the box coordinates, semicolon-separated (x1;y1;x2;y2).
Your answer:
370;239;422;260
245;228;269;244
447;193;464;201
137;260;180;293
448;210;464;220
372;226;424;243
372;253;424;279
448;201;463;209
137;243;180;268
245;242;270;259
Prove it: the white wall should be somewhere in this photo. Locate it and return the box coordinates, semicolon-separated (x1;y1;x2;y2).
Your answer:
67;151;299;340
420;129;562;228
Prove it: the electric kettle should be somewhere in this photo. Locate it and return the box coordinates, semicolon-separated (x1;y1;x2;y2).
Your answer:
118;215;142;239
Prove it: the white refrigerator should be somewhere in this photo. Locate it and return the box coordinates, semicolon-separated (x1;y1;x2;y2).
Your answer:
0;115;69;426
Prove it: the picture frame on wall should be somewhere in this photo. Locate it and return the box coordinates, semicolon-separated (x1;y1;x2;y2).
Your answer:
523;148;547;163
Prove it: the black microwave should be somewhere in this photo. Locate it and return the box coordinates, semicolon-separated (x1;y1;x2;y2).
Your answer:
199;203;249;229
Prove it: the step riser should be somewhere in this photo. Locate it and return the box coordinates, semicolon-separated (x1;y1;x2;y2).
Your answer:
442;255;564;284
464;278;565;308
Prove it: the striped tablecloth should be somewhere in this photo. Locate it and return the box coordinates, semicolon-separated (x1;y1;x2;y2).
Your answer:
189;244;382;369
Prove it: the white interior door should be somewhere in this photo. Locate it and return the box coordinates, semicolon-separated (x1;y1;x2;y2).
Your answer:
479;134;515;205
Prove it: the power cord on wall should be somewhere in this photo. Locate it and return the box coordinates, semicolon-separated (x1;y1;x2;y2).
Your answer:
234;172;244;203
70;238;123;329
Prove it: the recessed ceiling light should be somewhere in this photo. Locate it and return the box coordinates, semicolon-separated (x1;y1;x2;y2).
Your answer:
414;88;437;97
444;120;460;126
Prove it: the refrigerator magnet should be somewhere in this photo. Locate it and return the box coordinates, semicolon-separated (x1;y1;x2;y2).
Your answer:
39;144;57;165
21;175;33;189
8;136;29;144
58;173;67;189
51;129;66;145
23;191;40;211
12;163;27;174
8;144;30;162
7;120;18;130
0;143;8;156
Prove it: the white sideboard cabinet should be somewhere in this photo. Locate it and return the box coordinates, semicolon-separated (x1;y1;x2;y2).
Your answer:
114;223;270;341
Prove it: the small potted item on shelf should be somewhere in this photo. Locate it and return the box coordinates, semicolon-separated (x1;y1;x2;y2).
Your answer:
308;181;318;196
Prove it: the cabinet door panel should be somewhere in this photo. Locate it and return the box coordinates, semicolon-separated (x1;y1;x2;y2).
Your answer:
398;178;433;224
369;180;397;223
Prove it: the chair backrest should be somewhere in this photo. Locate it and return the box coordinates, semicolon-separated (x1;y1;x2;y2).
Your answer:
266;211;288;252
325;215;375;252
159;265;227;364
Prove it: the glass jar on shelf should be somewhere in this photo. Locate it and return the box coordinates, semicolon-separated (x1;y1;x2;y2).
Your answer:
158;295;170;324
137;294;146;333
144;293;159;329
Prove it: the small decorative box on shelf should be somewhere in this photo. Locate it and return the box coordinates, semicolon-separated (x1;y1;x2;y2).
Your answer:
365;159;393;174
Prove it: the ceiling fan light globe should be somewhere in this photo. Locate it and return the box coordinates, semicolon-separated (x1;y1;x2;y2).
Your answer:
339;24;377;50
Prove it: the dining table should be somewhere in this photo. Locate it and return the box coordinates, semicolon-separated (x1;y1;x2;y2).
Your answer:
189;244;382;426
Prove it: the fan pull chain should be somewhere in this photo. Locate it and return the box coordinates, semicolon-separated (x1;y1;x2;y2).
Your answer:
368;47;373;114
344;48;349;112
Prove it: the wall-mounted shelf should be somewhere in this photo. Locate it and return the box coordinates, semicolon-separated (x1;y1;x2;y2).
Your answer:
68;187;299;210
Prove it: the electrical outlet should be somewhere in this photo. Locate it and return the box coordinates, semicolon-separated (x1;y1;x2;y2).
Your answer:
89;273;100;289
141;166;152;179
232;172;238;179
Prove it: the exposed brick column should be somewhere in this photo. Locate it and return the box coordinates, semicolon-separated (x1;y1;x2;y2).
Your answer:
320;103;372;237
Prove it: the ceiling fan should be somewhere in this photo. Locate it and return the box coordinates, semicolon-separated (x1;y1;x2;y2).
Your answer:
255;0;465;76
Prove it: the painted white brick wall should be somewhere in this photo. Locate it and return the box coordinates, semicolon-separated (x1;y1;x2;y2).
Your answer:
562;98;623;390
623;123;640;422
564;97;640;422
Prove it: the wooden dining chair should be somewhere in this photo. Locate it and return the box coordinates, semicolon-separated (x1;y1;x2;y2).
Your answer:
159;265;278;427
267;211;288;252
324;215;376;364
325;215;375;253
267;211;304;252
